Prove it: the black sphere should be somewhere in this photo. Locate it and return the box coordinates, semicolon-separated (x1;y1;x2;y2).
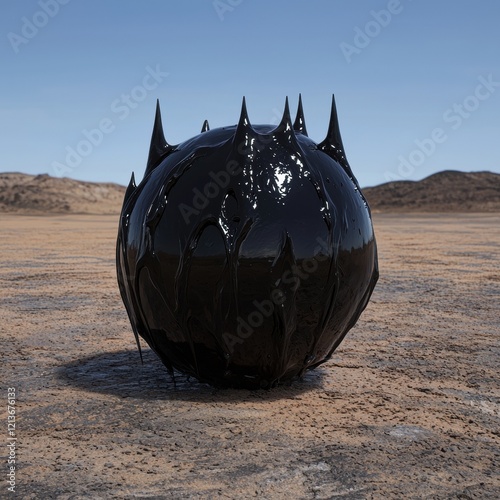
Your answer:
117;96;378;389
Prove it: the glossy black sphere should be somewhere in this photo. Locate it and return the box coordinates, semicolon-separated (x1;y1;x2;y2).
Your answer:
117;96;378;388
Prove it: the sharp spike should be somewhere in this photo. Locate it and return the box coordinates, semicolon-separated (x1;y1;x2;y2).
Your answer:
237;96;250;129
145;99;171;177
124;172;136;203
233;96;255;147
327;94;344;150
319;95;362;187
319;94;347;165
201;119;210;133
293;93;308;136
273;96;294;135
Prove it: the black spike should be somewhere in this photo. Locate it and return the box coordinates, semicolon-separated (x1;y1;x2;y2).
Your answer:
237;96;250;129
201;120;210;133
233;96;255;148
318;94;348;165
319;95;362;188
272;97;300;150
273;96;294;135
124;172;136;203
145;100;171;177
293;94;308;136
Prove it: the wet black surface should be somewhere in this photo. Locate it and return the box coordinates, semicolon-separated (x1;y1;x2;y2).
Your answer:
117;97;378;388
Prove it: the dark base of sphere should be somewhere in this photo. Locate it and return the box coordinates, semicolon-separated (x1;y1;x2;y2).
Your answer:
149;338;335;390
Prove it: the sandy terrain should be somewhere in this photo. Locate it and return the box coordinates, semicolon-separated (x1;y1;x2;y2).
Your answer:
1;213;499;499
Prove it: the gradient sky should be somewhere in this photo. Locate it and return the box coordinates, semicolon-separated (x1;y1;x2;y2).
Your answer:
1;0;499;188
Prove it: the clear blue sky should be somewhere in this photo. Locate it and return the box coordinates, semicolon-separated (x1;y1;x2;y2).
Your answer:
1;0;499;187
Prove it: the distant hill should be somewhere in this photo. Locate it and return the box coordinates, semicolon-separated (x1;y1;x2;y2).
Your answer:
1;170;499;215
0;173;125;215
363;170;500;213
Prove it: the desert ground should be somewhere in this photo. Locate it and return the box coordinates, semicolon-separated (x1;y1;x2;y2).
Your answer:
1;213;499;499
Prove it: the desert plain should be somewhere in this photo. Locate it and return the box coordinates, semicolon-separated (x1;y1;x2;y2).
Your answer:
1;212;499;499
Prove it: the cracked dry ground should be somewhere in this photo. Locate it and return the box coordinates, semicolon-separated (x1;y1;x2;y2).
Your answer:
1;213;499;499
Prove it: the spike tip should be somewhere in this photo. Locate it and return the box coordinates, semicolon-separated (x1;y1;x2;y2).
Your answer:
233;96;255;147
293;94;308;136
275;96;292;132
145;100;171;177
319;94;347;164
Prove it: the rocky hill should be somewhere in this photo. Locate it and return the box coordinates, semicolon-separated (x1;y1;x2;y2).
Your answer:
0;173;125;215
363;170;500;213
